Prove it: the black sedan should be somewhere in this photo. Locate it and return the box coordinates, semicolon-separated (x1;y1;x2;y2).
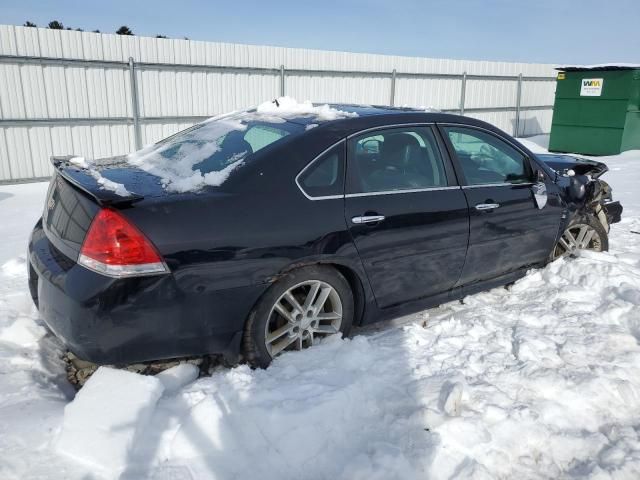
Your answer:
28;103;622;369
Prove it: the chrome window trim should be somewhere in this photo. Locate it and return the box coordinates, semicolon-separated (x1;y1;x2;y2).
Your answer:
295;139;346;201
462;182;534;189
345;186;461;198
346;122;436;140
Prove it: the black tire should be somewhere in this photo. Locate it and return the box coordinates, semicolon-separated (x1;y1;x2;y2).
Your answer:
551;213;609;261
243;265;354;368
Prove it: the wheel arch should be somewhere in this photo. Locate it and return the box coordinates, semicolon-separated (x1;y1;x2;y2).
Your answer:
271;258;369;327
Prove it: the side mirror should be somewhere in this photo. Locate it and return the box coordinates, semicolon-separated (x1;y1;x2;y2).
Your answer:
568;174;588;201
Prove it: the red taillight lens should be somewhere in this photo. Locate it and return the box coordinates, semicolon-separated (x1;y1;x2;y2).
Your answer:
78;208;167;277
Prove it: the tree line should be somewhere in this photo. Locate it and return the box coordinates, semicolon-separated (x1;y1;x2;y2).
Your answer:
22;21;181;39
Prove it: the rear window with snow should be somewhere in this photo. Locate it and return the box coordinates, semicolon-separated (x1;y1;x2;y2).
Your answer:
127;117;297;192
126;99;358;193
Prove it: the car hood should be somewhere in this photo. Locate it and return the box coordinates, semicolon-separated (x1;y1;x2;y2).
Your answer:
536;153;608;179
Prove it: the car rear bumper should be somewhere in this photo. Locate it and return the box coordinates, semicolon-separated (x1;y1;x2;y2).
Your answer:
28;220;266;365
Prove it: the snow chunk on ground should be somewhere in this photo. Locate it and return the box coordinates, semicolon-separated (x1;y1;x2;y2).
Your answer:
57;367;164;477
0;317;46;347
156;363;199;394
256;96;359;121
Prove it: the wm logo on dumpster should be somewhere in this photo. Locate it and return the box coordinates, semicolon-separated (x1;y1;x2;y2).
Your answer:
580;78;604;97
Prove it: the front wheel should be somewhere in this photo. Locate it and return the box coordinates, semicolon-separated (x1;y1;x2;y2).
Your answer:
243;265;354;368
551;214;609;261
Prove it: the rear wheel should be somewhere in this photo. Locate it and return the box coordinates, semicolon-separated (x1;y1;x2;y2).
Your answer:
243;265;354;368
552;214;608;260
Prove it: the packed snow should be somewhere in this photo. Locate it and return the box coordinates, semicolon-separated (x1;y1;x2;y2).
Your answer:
1;136;640;479
68;156;131;197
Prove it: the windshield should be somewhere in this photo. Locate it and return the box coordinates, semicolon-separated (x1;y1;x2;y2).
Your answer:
127;114;301;192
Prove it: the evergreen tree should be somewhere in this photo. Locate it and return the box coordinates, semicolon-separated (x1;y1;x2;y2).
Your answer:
24;21;37;27
48;20;64;30
116;26;133;35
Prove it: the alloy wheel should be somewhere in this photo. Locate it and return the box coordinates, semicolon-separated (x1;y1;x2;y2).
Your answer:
264;280;342;358
553;223;603;260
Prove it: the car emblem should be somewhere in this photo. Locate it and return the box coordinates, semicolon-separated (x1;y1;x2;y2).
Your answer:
47;197;56;210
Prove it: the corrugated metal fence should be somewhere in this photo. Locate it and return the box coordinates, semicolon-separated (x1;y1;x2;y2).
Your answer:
0;25;557;183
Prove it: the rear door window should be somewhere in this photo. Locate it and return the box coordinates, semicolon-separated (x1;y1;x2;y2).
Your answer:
348;126;448;193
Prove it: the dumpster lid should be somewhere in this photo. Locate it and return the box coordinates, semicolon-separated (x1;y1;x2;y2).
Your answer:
557;63;640;72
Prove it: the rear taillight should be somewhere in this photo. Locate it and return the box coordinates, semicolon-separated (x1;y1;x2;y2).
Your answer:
78;208;168;277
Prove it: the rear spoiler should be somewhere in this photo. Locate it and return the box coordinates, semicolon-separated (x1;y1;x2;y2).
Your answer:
51;155;144;206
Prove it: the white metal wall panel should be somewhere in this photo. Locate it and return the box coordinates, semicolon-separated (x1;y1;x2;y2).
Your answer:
0;24;559;182
285;74;390;105
42;66;70;117
465;79;518;109
0;64;26;118
28;127;53;177
395;78;462;110
5;127;34;179
521;80;557;108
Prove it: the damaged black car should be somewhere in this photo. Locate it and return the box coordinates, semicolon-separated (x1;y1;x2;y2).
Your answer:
27;105;623;372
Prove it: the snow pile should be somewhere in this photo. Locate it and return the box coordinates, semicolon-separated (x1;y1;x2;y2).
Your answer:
57;367;164;477
68;157;131;197
1;139;640;479
155;363;199;394
255;96;359;121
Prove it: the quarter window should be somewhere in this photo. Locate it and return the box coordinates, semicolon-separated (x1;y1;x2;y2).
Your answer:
443;127;533;185
348;126;448;193
298;143;345;198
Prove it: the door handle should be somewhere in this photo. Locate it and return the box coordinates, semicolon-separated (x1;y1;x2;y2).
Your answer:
351;215;385;224
475;203;500;211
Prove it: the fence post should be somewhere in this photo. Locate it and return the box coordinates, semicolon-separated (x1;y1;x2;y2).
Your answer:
128;57;142;150
459;71;467;115
280;65;285;97
514;73;523;137
390;69;396;106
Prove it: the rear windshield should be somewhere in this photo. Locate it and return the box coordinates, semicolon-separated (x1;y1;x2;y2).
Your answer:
127;113;303;192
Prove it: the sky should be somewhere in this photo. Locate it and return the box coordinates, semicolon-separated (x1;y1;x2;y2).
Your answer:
1;0;638;65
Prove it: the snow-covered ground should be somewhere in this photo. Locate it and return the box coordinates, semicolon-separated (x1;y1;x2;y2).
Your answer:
1;137;639;479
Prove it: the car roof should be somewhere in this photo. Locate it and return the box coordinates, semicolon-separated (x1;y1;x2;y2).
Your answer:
277;103;476;129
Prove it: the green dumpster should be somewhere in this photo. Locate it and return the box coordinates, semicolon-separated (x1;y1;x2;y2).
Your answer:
549;65;640;156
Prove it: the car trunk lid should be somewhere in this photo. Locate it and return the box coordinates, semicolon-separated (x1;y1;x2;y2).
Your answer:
44;155;170;261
